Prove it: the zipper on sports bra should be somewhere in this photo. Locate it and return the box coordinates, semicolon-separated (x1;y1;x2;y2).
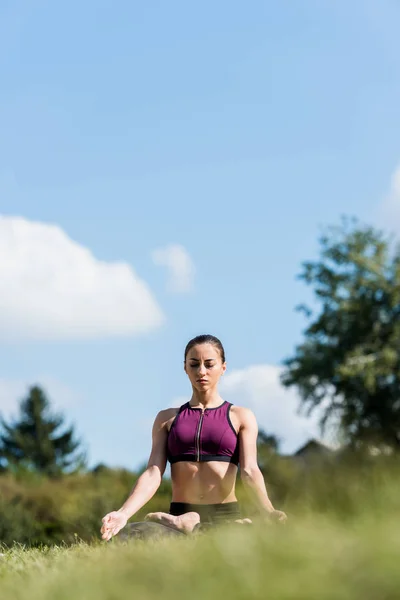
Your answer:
195;409;205;462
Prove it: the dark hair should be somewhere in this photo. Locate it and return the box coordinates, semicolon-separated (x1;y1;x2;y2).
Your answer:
184;334;226;363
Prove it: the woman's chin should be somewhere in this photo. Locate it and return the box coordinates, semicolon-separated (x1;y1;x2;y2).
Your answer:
194;382;211;392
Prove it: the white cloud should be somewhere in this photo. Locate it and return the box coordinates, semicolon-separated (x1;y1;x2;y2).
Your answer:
380;163;400;229
151;244;195;293
0;215;164;341
221;365;327;454
0;377;80;420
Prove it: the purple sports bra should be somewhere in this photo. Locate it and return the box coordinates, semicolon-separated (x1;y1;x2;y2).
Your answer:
167;401;240;465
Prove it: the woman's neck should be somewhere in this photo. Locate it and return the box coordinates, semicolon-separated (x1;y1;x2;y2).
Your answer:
190;388;222;409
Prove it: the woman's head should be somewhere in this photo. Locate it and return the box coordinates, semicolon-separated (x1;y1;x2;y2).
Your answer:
184;334;226;392
184;334;226;363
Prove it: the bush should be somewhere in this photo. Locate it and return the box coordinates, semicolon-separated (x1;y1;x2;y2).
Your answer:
0;469;173;547
1;454;399;547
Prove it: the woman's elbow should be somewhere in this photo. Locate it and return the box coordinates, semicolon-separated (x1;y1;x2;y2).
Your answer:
146;463;164;481
240;464;261;482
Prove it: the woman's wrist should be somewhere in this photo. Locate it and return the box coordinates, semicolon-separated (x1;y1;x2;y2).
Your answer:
262;501;275;514
118;506;133;519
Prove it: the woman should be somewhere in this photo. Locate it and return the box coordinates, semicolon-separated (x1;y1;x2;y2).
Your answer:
101;334;286;540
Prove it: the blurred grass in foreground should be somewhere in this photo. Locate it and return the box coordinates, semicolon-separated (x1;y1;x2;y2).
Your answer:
0;458;399;599
1;476;400;600
1;515;399;600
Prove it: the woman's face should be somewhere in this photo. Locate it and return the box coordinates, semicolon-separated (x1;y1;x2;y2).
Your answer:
184;343;226;392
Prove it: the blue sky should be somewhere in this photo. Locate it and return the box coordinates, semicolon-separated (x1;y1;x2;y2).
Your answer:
1;0;400;470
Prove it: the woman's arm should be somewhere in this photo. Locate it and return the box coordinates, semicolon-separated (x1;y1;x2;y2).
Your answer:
237;407;287;521
118;410;170;518
101;409;174;540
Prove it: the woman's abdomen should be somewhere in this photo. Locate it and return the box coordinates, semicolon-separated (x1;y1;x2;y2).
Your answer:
170;461;238;504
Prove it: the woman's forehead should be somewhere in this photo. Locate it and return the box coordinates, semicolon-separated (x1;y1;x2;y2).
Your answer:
187;343;220;359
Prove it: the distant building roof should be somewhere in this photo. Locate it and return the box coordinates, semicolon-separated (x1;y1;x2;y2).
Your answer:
294;439;335;457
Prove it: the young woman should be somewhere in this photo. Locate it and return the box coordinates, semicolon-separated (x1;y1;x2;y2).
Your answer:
101;334;286;540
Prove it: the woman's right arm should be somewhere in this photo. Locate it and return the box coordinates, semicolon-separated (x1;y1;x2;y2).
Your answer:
100;409;173;541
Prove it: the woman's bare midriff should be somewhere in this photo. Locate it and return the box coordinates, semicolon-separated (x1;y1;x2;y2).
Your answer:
170;461;238;504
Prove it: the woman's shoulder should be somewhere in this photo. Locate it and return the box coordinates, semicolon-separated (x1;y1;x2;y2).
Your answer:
229;404;257;425
154;406;181;426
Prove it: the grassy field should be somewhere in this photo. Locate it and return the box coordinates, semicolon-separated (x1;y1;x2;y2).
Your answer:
1;461;399;599
1;511;399;600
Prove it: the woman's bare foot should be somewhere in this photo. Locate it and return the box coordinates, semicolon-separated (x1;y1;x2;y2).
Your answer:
145;511;200;534
234;518;253;525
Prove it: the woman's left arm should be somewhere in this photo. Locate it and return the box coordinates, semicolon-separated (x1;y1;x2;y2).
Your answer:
237;407;287;522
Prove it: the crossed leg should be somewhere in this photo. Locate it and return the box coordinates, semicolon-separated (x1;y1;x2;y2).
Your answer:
145;511;252;533
145;511;200;533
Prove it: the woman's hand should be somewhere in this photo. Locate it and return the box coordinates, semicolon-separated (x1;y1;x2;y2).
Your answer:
101;510;128;541
269;509;287;523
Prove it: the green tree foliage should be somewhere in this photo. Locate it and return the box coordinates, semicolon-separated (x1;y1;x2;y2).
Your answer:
258;430;280;453
0;468;173;547
281;218;400;450
256;429;280;470
0;386;85;476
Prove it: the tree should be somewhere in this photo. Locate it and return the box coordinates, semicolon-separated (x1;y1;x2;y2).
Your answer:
281;218;400;451
257;429;280;471
257;430;280;454
0;385;85;476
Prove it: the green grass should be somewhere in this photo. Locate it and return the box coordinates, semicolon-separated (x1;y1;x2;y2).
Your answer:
1;461;399;599
1;512;399;600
